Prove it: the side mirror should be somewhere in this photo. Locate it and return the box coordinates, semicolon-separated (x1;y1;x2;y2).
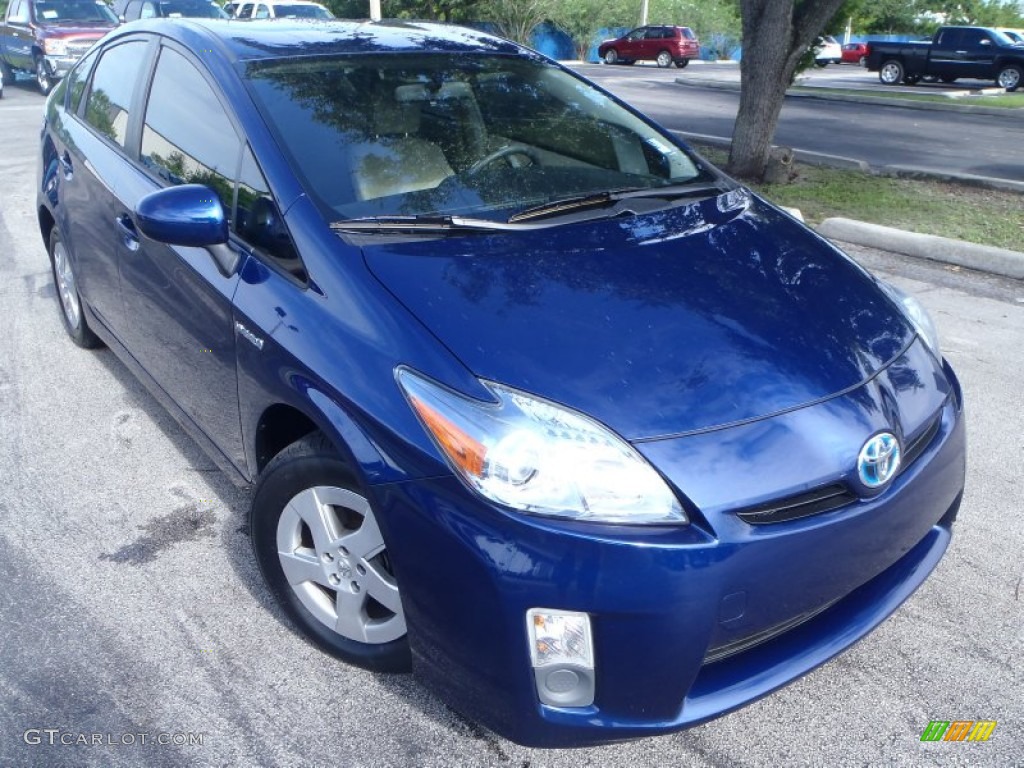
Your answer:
980;38;992;46
135;184;228;247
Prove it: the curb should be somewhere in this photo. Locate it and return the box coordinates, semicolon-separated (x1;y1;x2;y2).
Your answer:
816;218;1024;281
672;130;1024;194
673;77;1024;118
672;130;870;172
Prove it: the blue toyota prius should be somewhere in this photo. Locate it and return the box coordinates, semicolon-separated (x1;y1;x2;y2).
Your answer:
38;19;966;747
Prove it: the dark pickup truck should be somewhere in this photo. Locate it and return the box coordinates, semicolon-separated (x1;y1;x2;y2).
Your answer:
866;26;1024;91
0;0;117;95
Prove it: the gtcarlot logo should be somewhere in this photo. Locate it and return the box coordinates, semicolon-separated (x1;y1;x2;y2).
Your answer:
921;720;997;742
23;730;205;747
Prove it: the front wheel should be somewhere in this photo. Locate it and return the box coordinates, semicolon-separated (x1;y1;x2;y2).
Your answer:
49;228;102;349
879;59;904;85
251;433;411;672
604;49;618;65
814;60;828;68
859;56;867;67
35;56;53;96
656;50;672;68
996;65;1021;91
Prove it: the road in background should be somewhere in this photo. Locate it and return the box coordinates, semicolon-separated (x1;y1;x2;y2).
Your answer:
579;62;1024;182
1;80;1022;767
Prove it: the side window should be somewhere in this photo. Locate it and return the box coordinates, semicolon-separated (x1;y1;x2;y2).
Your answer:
254;4;270;18
935;29;961;49
961;30;989;48
83;41;148;148
139;1;157;18
140;47;239;223
237;3;253;17
236;148;304;280
66;47;98;114
123;0;140;19
10;0;29;23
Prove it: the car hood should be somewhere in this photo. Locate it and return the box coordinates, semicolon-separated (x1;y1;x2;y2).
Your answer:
362;192;913;440
43;25;116;39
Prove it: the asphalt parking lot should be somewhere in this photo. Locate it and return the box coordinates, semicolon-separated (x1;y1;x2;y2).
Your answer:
1;79;1022;767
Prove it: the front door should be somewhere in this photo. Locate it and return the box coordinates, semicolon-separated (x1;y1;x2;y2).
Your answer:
114;43;247;471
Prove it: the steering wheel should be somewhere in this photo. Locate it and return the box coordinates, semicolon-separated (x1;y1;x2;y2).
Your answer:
467;145;541;176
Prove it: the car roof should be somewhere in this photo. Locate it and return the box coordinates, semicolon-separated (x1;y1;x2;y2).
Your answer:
115;18;525;63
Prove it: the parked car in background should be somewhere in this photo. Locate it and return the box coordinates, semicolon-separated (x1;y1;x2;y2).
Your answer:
867;26;1024;89
813;35;842;66
232;0;331;19
40;17;966;749
112;0;228;22
0;0;117;94
841;41;869;65
598;25;700;68
996;28;1024;44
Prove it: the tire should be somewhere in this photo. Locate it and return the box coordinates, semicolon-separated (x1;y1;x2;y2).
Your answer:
940;75;957;84
859;56;867;67
49;228;102;349
674;58;690;69
604;49;618;65
814;60;828;68
656;50;672;68
903;74;921;85
35;56;53;96
0;58;14;89
251;432;411;672
879;59;904;85
996;64;1021;91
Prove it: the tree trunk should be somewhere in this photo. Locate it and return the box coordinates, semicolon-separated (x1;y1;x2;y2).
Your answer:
728;0;847;181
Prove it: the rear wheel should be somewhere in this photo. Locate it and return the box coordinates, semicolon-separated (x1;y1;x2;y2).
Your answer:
35;56;53;96
674;58;690;69
879;59;904;85
656;50;672;68
996;64;1021;91
604;49;618;65
251;433;411;672
858;55;867;67
814;60;828;68
49;228;102;349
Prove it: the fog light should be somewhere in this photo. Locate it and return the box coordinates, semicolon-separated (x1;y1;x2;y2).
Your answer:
526;608;595;707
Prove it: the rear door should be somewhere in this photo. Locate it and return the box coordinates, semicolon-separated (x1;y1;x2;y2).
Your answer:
60;38;152;341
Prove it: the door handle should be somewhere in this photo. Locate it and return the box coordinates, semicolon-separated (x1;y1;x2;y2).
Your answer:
58;151;73;179
955;50;968;54
115;214;140;251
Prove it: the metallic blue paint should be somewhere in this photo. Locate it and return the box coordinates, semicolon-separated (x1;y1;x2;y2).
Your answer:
37;19;967;748
134;184;229;247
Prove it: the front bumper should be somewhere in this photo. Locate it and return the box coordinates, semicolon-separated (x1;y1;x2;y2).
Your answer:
373;355;966;747
41;55;78;80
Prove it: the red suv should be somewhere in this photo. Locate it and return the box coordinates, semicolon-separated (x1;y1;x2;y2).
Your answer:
598;25;700;68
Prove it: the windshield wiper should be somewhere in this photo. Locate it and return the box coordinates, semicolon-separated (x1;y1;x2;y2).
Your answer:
508;182;729;224
331;214;551;234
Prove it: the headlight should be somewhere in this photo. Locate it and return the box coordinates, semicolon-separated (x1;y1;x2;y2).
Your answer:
43;38;68;56
879;280;941;360
397;368;686;525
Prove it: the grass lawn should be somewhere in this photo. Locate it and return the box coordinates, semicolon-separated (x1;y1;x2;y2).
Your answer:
790;86;1024;109
694;146;1024;252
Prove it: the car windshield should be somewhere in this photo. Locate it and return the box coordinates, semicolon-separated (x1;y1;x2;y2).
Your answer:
246;53;713;223
272;3;330;17
35;0;118;22
158;0;226;16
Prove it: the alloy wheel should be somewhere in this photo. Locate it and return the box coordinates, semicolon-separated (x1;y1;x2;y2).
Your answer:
276;485;405;645
53;239;81;330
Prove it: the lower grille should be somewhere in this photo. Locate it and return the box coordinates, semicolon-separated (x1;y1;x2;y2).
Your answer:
704;597;841;664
